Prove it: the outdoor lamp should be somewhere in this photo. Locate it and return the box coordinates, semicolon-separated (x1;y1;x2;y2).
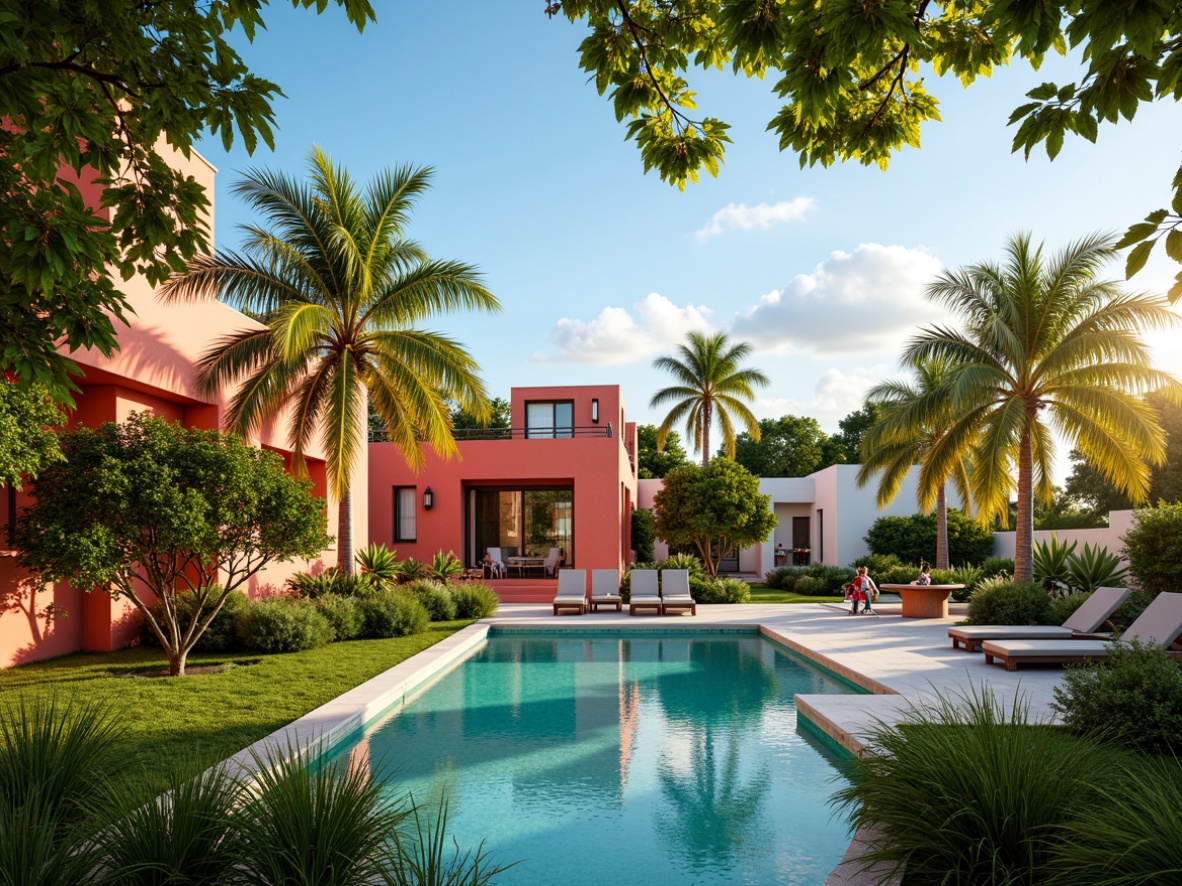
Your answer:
422;487;434;510
591;398;599;423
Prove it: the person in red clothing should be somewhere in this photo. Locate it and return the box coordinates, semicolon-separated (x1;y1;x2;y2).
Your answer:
845;575;866;615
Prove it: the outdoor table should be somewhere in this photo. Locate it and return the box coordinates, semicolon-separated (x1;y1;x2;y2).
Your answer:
506;556;547;577
880;583;965;618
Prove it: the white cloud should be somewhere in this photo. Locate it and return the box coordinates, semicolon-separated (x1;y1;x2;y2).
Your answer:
730;243;945;357
536;293;714;364
753;368;883;430
695;198;816;242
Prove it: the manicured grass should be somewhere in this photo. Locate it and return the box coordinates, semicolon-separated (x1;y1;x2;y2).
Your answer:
0;621;472;800
745;583;843;604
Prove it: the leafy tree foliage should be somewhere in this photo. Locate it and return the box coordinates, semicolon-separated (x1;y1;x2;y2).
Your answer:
451;396;512;431
0;381;64;490
652;459;776;576
0;0;375;401
161;150;498;572
555;2;1182;297
631;507;656;562
651;331;769;466
11;414;328;676
904;232;1181;582
636;423;689;478
834;403;884;465
731;414;842;477
864;509;994;567
1122;502;1182;595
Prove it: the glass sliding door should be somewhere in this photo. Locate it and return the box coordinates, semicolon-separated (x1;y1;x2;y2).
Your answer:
469;487;574;568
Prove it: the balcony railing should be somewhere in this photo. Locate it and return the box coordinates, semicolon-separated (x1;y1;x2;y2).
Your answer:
369;422;614;444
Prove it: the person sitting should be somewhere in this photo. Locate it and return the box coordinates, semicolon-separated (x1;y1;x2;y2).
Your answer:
915;563;932;586
482;550;505;579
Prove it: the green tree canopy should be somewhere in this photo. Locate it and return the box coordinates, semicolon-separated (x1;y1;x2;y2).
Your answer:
652;459;777;576
864;509;994;567
834;403;885;465
11;414;329;676
555;2;1182;298
161;149;499;572
731;415;842;478
0;0;375;402
905;232;1182;582
651;331;769;466
636;423;690;478
451;396;512;432
0;381;64;490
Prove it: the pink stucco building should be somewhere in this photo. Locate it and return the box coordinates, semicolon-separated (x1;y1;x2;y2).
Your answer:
368;385;638;601
0;145;356;668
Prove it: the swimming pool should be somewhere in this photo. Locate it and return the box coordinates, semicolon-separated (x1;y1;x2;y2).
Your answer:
329;630;861;885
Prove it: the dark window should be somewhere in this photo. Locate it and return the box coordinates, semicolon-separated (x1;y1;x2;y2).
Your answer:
393;486;416;542
525;401;574;438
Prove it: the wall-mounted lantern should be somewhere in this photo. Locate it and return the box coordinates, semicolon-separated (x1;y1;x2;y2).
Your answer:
422;486;434;510
591;398;600;423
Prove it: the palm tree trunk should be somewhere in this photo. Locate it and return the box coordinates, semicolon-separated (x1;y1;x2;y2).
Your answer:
701;400;712;467
337;487;353;574
1014;423;1034;583
935;485;949;570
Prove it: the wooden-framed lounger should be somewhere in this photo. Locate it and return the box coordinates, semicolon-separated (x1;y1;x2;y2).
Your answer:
589;569;623;612
659;568;696;616
629;569;662;616
948;586;1129;652
552;568;588;615
981;592;1182;671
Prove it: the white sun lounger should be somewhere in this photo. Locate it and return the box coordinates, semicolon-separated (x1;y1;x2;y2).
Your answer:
660;569;696;616
552;569;587;615
981;592;1182;671
948;586;1130;652
629;569;662;616
590;569;622;612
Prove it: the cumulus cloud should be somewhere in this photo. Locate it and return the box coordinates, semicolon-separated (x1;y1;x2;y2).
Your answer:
730;243;945;357
696;198;816;242
754;368;883;429
537;293;714;364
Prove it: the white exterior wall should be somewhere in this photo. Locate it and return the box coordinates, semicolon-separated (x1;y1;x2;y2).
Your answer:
992;510;1135;563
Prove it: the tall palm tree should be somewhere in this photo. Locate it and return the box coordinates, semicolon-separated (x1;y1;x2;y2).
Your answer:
906;232;1181;582
161;148;500;572
651;332;769;466
856;357;973;570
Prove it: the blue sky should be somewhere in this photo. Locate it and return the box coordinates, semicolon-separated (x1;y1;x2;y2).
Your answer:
196;3;1182;472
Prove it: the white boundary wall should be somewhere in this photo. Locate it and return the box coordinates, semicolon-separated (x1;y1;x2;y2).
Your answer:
991;510;1135;563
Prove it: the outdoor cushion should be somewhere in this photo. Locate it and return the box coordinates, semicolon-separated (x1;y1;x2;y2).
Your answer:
948;586;1129;652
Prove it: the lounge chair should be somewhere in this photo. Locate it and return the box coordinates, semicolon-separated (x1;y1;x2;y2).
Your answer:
660;569;696;616
981;592;1182;671
948;586;1130;652
552;569;587;615
629;569;662;616
590;569;622;612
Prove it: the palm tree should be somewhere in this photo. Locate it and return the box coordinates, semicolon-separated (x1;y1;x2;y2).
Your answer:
906;232;1181;582
161;148;500;572
651;331;769;466
856;357;973;570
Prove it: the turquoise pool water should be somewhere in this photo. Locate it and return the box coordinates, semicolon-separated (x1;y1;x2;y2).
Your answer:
331;630;859;885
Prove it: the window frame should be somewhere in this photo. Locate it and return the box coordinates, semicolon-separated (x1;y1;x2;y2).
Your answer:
393;486;417;543
524;400;575;439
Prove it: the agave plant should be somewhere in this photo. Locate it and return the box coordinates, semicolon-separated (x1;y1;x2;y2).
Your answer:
356;543;401;584
1065;542;1129;595
661;552;705;575
397;557;431;583
429;551;463;584
1033;535;1078;596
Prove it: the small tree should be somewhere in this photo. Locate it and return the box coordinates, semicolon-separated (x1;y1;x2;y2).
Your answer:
653;460;776;576
12;414;328;676
0;380;64;491
1122;502;1182;596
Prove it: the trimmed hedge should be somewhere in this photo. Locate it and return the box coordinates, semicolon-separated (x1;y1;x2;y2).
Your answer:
403;580;458;622
236;597;334;653
864;508;994;566
358;589;430;638
966;580;1053;626
315;593;365;641
450;583;499;619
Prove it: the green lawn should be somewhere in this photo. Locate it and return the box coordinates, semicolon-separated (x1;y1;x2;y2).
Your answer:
0;621;472;800
745;584;844;604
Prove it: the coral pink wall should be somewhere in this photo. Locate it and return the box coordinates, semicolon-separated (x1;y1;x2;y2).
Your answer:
368;385;638;578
